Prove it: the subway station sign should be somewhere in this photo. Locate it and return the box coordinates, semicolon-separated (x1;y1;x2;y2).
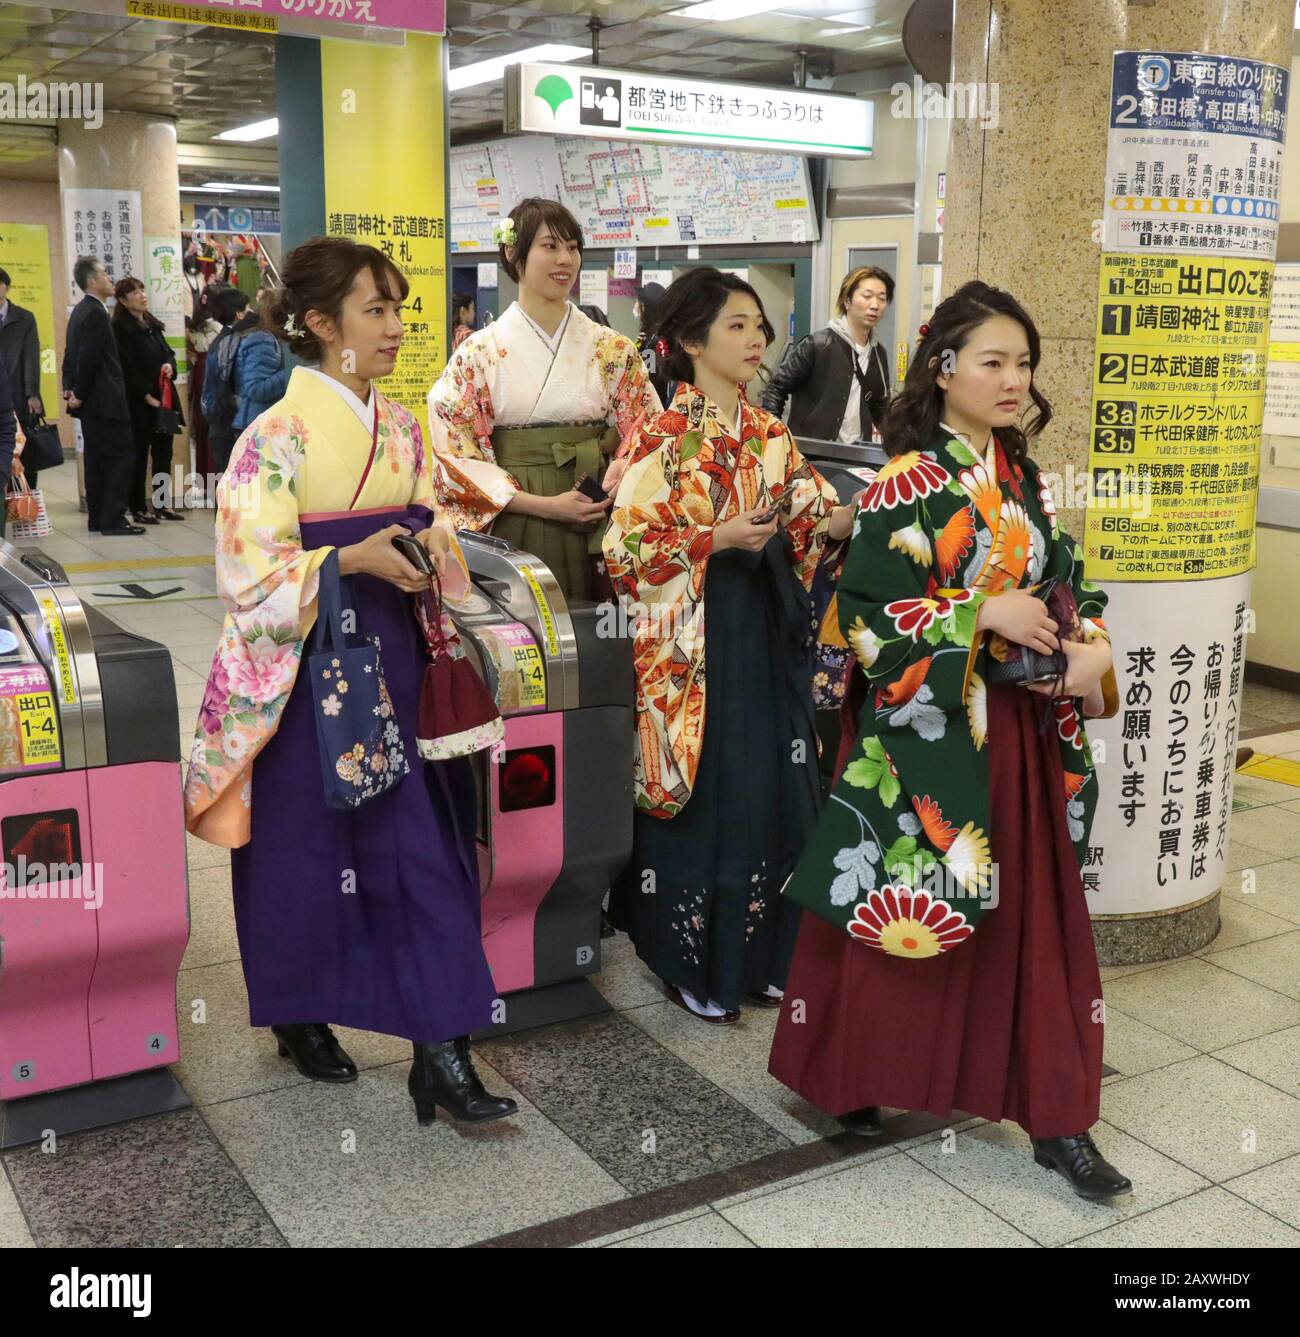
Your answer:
506;62;873;158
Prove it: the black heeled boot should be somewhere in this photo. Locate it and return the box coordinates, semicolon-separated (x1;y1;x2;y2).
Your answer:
272;1023;358;1082
1032;1131;1132;1200
408;1038;518;1125
840;1106;884;1137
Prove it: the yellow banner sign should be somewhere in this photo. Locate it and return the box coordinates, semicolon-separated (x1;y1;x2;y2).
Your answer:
0;222;59;421
320;32;446;424
1083;252;1271;582
125;2;278;32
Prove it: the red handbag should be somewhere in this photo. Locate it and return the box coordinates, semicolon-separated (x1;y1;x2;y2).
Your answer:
413;570;504;761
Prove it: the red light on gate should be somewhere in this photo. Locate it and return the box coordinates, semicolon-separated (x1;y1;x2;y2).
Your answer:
498;746;556;812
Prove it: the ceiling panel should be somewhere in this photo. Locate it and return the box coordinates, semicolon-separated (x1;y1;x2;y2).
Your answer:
0;0;907;184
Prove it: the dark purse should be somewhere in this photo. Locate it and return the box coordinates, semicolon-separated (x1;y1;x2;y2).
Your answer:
154;369;182;435
20;416;65;470
307;549;410;810
984;577;1081;730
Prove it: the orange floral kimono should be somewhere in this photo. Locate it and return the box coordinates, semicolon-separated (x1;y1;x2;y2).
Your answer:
602;382;840;818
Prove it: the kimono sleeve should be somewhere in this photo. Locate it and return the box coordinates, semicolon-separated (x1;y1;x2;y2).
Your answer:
426;337;517;530
409;415;472;607
602;428;713;610
778;427;841;589
184;414;333;846
837;487;988;716
608;335;664;457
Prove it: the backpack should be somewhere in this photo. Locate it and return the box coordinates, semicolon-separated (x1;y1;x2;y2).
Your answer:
201;325;251;441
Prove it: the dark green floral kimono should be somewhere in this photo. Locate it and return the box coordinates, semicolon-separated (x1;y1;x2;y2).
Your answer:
781;427;1117;959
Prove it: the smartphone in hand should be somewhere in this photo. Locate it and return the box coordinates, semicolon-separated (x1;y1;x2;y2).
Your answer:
751;504;780;525
574;472;609;504
391;533;434;576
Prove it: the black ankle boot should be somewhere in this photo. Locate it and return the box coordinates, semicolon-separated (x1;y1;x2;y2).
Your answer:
272;1023;358;1083
1032;1131;1132;1200
840;1106;884;1137
409;1039;518;1125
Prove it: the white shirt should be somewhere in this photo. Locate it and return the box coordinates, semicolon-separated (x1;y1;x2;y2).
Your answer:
304;366;376;436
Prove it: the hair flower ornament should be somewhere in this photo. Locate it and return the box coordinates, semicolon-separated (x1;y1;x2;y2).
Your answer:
492;218;517;247
283;312;306;340
918;322;932;338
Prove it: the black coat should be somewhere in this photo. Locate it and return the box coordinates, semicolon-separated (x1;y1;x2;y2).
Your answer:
63;295;130;422
113;311;183;434
0;301;41;410
0;340;16;475
761;325;890;442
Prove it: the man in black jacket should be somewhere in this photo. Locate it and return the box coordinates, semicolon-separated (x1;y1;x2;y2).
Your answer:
761;265;894;444
0;266;47;490
62;256;141;535
0;333;16;539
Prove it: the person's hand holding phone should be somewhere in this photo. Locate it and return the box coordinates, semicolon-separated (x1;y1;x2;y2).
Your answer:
713;506;779;553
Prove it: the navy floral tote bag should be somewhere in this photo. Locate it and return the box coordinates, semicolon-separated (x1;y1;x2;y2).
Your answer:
308;550;410;810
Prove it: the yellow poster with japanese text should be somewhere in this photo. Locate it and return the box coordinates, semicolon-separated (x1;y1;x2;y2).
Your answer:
0;222;59;421
319;33;447;424
1082;252;1271;582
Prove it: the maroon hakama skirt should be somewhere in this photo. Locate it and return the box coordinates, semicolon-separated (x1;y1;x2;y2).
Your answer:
769;681;1103;1138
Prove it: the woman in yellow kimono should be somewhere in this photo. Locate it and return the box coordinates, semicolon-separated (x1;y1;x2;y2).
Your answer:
427;197;661;600
184;236;516;1126
603;269;858;1022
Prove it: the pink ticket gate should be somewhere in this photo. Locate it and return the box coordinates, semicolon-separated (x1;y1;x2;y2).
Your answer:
452;534;635;1035
0;546;189;1148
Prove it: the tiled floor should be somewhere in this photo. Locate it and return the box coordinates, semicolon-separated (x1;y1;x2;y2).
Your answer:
2;461;1299;1248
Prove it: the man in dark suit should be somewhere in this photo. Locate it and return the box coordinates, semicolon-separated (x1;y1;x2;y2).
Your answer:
0;266;49;492
0;330;17;539
62;256;141;536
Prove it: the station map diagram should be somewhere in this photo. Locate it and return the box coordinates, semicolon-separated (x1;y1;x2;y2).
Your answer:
451;135;818;252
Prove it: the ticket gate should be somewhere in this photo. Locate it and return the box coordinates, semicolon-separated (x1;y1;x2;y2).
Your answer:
450;533;634;1031
0;544;189;1147
796;435;887;502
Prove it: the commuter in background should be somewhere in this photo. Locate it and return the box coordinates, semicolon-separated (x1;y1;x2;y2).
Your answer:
200;286;253;472
633;280;669;405
769;281;1130;1202
0;336;16;538
112;275;185;523
185;235;515;1127
762;266;893;444
428;197;661;601
231;288;290;435
63;257;140;536
451;290;475;353
185;254;221;483
603;268;859;1023
0;266;47;490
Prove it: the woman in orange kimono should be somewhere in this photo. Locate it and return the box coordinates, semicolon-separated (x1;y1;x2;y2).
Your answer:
603;269;858;1023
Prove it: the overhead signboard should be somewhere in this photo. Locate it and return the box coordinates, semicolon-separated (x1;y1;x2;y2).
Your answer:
506;62;873;159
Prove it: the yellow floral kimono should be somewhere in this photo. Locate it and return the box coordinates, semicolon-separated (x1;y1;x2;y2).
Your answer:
183;366;465;847
602;382;840;818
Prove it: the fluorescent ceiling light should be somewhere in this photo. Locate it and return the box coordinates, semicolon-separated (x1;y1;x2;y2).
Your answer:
449;43;589;92
675;0;789;19
215;117;279;142
182;182;280;194
816;25;871;35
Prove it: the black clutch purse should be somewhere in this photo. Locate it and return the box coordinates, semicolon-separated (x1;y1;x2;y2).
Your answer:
983;577;1075;686
985;646;1068;685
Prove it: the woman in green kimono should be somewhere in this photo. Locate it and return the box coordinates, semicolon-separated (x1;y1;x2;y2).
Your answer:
427;198;661;600
769;281;1131;1201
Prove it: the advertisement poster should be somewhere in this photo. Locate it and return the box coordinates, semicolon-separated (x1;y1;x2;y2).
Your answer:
0;221;59;419
1264;262;1300;438
144;235;188;380
62;188;142;303
320;32;446;421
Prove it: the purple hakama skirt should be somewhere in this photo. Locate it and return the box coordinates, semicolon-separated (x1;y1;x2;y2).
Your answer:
230;506;498;1043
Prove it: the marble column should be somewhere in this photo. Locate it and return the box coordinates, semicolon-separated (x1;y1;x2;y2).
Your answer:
942;0;1296;962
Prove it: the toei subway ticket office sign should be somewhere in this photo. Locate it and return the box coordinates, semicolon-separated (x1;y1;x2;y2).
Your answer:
506;62;873;159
